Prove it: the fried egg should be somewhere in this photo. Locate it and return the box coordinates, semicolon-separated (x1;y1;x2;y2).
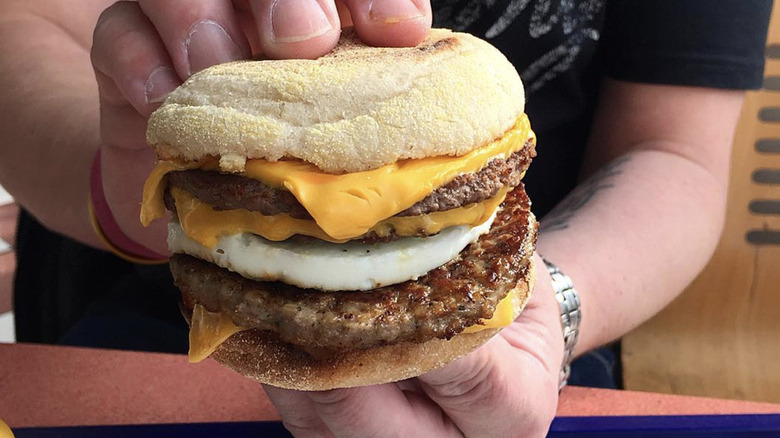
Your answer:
167;212;496;291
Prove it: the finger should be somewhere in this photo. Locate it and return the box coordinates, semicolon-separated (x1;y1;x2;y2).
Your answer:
342;0;431;47
306;384;462;438
501;254;566;370
262;385;333;437
250;0;342;59
91;2;182;117
235;10;264;56
94;70;170;255
265;383;460;438
336;0;354;27
138;0;251;76
418;335;559;438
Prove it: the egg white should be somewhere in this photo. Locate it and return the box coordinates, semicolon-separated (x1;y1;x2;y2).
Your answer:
168;213;496;291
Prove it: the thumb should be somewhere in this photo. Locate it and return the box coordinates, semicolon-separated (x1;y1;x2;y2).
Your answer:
417;325;560;437
417;340;511;437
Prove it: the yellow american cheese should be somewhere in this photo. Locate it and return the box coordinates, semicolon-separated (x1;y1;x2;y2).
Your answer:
171;186;508;248
141;115;533;240
188;304;245;363
461;288;518;334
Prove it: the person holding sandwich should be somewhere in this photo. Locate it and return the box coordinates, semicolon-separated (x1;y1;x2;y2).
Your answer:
0;1;772;437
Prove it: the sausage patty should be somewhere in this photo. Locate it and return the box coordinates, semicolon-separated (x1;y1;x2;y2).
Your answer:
170;185;536;352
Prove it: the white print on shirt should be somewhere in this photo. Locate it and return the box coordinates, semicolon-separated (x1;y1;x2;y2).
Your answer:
474;0;531;36
522;26;601;94
483;0;605;94
486;0;603;39
433;0;606;93
435;0;503;31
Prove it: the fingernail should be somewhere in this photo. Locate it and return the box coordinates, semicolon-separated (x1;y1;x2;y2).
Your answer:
186;20;242;75
368;0;424;23
145;66;179;104
271;0;333;43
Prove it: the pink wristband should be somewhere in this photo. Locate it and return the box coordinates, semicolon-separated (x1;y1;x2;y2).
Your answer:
90;149;168;262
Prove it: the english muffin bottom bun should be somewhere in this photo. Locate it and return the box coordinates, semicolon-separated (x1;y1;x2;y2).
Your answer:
140;28;538;390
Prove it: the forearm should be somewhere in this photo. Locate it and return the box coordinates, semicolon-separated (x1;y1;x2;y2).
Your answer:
0;64;100;247
537;148;728;355
0;2;110;248
536;79;743;356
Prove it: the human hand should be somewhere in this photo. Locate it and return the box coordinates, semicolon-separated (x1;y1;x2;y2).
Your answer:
263;254;564;438
90;0;432;256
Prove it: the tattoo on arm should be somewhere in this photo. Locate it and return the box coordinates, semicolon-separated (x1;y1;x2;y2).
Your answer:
540;155;632;233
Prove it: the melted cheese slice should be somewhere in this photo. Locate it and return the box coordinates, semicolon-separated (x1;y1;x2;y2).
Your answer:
461;288;519;334
172;186;507;248
188;304;245;363
187;291;518;363
141;115;533;240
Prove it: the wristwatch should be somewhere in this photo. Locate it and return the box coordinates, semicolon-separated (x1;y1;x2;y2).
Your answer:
541;256;581;391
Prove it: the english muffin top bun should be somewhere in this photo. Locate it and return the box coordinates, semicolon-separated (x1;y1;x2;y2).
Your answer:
146;28;525;173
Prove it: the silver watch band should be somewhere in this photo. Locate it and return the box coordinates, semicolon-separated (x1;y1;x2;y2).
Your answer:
541;256;581;391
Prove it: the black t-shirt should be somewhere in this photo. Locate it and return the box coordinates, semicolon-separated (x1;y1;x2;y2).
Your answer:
14;1;772;356
434;0;771;215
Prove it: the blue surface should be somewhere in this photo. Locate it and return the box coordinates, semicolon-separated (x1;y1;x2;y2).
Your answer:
12;414;780;437
549;414;780;437
12;422;292;438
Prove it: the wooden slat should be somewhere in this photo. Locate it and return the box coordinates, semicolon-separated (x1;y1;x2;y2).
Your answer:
622;4;780;402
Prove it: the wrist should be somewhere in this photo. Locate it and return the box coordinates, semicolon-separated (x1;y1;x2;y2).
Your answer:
539;254;581;390
89;149;168;264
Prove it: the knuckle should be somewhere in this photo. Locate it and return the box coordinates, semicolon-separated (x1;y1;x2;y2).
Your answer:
424;363;498;410
306;388;366;427
433;375;494;409
93;1;137;45
306;388;351;406
92;3;150;70
140;0;230;38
